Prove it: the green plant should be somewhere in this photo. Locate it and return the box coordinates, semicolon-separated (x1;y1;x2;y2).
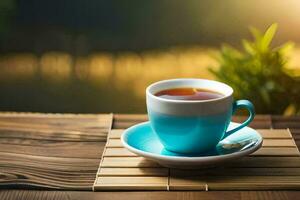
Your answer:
210;24;300;115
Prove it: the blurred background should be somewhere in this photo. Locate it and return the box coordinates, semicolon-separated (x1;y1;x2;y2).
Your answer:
0;0;300;114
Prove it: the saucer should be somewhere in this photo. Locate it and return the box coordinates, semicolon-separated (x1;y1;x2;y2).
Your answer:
121;121;263;169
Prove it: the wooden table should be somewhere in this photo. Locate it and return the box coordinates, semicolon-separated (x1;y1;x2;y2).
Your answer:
0;113;300;200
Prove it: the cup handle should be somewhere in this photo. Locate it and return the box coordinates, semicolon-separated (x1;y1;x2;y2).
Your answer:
222;100;255;140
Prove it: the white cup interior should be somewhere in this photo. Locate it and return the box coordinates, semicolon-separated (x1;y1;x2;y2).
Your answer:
147;78;233;102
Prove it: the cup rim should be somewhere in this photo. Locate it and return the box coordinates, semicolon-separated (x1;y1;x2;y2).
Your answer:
146;78;233;104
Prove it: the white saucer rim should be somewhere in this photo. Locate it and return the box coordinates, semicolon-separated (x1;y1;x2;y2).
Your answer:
121;121;263;162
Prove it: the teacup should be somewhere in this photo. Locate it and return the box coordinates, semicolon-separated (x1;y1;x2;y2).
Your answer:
146;78;255;154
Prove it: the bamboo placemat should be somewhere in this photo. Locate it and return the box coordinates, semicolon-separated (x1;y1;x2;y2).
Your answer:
93;128;300;191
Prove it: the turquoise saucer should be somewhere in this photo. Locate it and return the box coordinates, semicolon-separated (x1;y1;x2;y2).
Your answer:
121;121;263;169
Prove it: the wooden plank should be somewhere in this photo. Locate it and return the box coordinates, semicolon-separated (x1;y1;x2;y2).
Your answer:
112;122;142;129
228;156;300;168
0;113;112;124
296;141;300;149
113;114;148;129
251;147;299;156
262;139;296;147
102;175;166;185
106;139;123;148
291;129;300;141
0;128;108;142
0;113;113;190
94;177;168;190
289;129;300;152
170;175;300;190
113;114;148;122
170;164;300;190
0;114;113;142
104;148;137;157
0;141;106;159
272;115;300;121
0;152;99;171
272;116;300;129
101;157;161;168
258;129;292;139
108;129;123;139
232;115;272;129
273;122;300;129
100;156;300;171
169;176;207;191
0;172;94;190
2;190;300;200
0;112;112;118
98;168;168;176
206;176;300;190
171;168;300;176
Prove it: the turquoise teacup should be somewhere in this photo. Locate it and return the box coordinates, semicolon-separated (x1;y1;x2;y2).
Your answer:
146;78;255;154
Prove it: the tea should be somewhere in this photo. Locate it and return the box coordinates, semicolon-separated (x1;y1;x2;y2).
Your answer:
154;87;224;101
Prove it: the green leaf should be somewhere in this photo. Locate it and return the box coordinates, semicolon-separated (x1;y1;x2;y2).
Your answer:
222;44;241;57
261;23;278;51
278;41;294;55
242;39;255;55
249;26;262;41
